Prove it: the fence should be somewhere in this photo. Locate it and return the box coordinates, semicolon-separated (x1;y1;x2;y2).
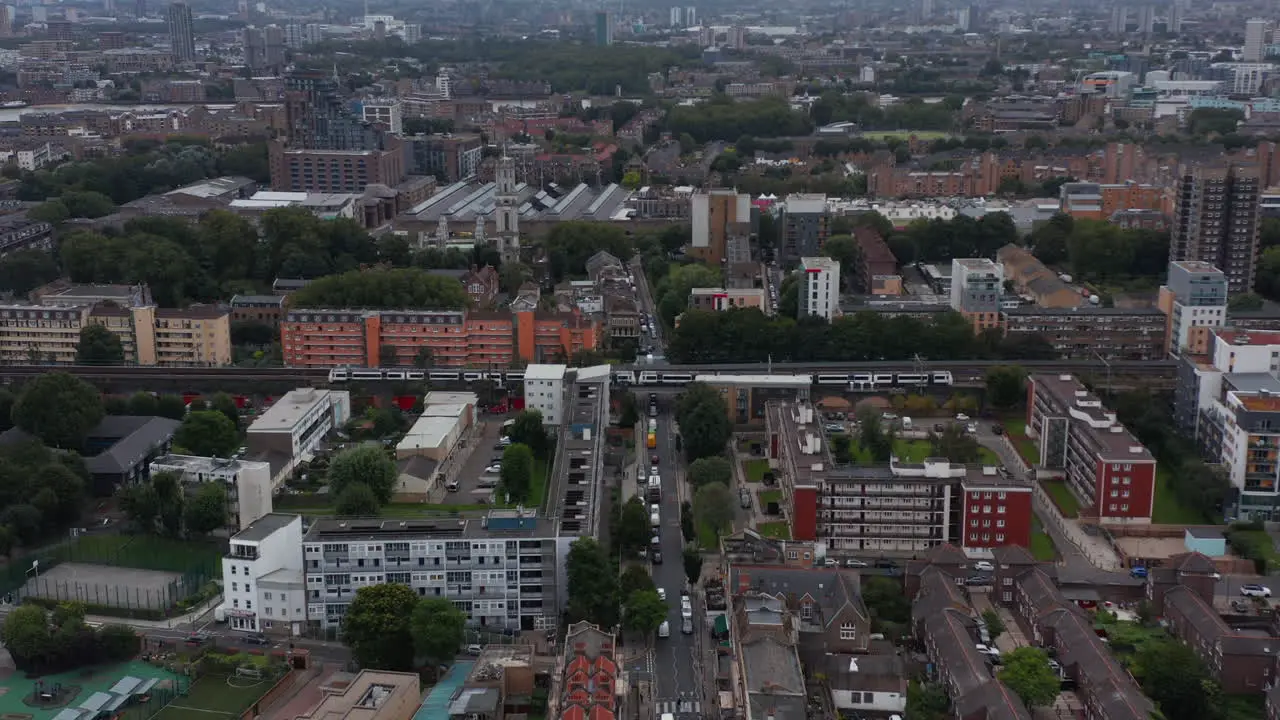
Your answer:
0;533;221;619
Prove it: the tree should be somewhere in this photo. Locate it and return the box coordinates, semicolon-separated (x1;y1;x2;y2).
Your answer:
928;425;981;463
565;537;619;628
289;267;471;310
155;394;188;419
410;597;466;667
618;391;639;428
126;392;159;416
623;589;668;634
499;443;535;502
821;235;860;289
617;497;652;554
34;464;83;525
862;576;910;638
0;249;60;296
75;325;125;366
855;407;895;463
507;410;549;459
980;609;1005;640
675;383;732;462
207;393;241;431
173;410;240;458
687;457;732;488
328;444;398;504
342;583;420;671
620;564;656;598
12;372;104;450
0;388;13;431
1;605;51;670
336;483;382;516
1135;639;1221;720
985;365;1028;409
693;482;735;539
184;483;228;534
379;344;399;367
680;501;695;542
997;647;1061;708
413;346;434;369
683;547;703;585
905;681;949;720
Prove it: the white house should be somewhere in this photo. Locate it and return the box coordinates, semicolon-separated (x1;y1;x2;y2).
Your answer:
524;364;567;425
220;513;305;636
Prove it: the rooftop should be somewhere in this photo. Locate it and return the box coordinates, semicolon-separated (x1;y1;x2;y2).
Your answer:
151;453;270;476
231;513;299;544
248;388;341;433
548;367;610;537
1031;374;1154;462
1215;329;1280;347
525;364;568;381
304;510;550;541
295;669;420;720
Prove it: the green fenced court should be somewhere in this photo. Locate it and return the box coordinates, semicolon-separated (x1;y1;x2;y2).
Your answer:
149;670;278;720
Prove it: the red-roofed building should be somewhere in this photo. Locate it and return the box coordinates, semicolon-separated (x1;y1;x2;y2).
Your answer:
552;622;623;720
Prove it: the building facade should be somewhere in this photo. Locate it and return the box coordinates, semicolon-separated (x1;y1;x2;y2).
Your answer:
1027;373;1156;522
221;514;305;635
1158;260;1228;357
689;189;750;265
799;257;840;321
0;303;230;367
1170;164;1261;295
949;258;1003;334
780;194;830;263
245;387;352;467
524;364;566;425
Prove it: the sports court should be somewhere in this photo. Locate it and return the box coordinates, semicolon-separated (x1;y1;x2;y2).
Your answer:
148;669;277;720
0;660;183;720
20;563;183;610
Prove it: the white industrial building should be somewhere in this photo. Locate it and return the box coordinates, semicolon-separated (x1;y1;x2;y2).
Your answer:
396;408;466;461
220;513;305;636
524;364;567;425
149;454;273;531
246;388;351;472
799;256;840;321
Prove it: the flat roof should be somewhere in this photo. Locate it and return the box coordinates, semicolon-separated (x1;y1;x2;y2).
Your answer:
1031;374;1153;461
248;388;337;433
524;363;567;380
425;391;477;406
231;513;298;543
397;416;459;452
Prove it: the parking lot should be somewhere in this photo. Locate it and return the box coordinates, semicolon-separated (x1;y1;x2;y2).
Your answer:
438;419;506;506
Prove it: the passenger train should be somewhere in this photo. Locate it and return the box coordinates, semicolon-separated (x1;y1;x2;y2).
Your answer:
326;367;955;387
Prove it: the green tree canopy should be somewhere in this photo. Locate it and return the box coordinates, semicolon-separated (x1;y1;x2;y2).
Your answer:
623;589;668;634
997;647;1061;708
174;410;240;458
184;482;228;534
342;583;420;671
616;497;651;555
693;482;735;539
506;410;549;459
675;383;732;462
687;457;732;488
289;267;471;309
12;372;104;450
327;444;398;504
410;597;467;667
566;537;619;628
336;483;382;516
985;365;1028;409
499;443;535;502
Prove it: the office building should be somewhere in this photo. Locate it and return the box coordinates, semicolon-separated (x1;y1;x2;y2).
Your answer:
594;11;613;46
669;6;683;26
150;454;274;531
1171;164;1262;295
779;194;830;263
689;189;750;265
1158;261;1228;357
1027;374;1156;523
166;1;194;62
220;513;305;634
283;70;383;151
280;309;599;368
949;258;1003;334
799;257;840;321
303;510;560;631
524;364;567;425
245;387;352;469
1245;19;1268;63
361;98;403;134
765;401;1032;551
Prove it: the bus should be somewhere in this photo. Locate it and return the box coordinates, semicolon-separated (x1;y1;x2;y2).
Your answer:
647;431;657;449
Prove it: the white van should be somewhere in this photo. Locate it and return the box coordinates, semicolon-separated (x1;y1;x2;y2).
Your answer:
658;620;670;638
650;511;660;527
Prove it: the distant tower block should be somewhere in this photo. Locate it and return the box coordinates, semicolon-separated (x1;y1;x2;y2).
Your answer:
494;155;521;262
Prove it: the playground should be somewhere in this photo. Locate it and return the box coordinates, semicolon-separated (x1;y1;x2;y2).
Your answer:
0;660;183;720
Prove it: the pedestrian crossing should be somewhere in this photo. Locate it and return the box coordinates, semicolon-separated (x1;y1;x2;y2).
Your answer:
655;699;701;715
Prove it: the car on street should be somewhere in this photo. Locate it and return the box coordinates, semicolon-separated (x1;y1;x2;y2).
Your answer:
681;618;693;634
972;561;995;572
651;454;659;465
956;413;970;422
975;644;1001;662
652;550;663;564
823;558;839;567
658;588;667;601
965;576;991;586
466;644;483;655
484;464;502;474
992;424;1005;436
966;423;977;434
1242;584;1272;598
824;423;844;434
844;559;869;568
681;598;693;618
1129;566;1148;578
244;633;269;646
658;620;670;638
185;633;211;646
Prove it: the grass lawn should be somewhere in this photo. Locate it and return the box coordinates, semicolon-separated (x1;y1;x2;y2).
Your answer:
758;489;782;506
1042;480;1081;518
851;439;1002;465
1002;417;1040;466
742;459;770;483
697;521;719;551
529;460;548;508
1151;466;1213;524
757;521;791;540
1029;517;1057;561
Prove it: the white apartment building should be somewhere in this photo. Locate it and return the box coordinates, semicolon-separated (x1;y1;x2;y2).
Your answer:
1159;260;1227;357
149;454;273;530
799;257;840;321
302;512;560;632
245;387;351;470
361;99;403;134
524;364;567;425
220;513;305;635
1244;18;1268;63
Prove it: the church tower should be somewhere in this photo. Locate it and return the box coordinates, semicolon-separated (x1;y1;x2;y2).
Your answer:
494;154;520;262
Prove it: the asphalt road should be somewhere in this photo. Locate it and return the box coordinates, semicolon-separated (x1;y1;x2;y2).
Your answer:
650;398;703;717
629;256;668;364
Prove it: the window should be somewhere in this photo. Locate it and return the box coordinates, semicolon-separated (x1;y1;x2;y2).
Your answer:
996;534;1005;542
232;583;238;591
839;622;857;641
801;603;813;620
264;592;273;601
997;506;1006;514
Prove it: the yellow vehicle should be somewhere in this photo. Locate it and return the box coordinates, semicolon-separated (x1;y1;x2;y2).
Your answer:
647;431;657;449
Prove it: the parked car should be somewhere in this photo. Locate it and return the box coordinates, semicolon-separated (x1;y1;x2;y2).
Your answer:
184;633;211;646
658;588;667;601
1129;566;1148;579
658;621;670;638
824;423;844;434
681;618;693;635
244;633;269;646
992;424;1005;436
965;576;991;586
1242;584;1272;598
484;464;502;474
844;559;869;568
972;561;995;572
956;413;970;422
975;644;1001;662
823;558;839;567
681;598;693;618
652;550;663;565
466;644;483;655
